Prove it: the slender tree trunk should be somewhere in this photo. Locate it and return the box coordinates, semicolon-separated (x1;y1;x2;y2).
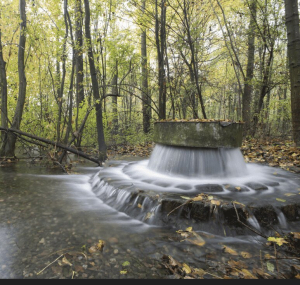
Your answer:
285;0;300;146
1;0;27;157
141;0;151;132
155;0;167;120
57;0;69;143
111;66;118;137
0;23;8;149
75;0;84;107
84;0;107;161
243;0;257;136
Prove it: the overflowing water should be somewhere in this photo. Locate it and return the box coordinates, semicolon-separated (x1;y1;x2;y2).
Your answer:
148;144;248;178
89;144;300;236
0;154;300;278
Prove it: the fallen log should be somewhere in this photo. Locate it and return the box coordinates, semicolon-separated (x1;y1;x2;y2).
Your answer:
0;127;103;166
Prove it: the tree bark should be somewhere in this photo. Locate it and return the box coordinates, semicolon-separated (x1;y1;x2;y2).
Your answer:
243;0;256;136
155;0;167;120
141;0;151;133
285;0;300;146
84;0;107;161
111;66;118;136
0;21;8;148
75;0;84;106
1;0;27;157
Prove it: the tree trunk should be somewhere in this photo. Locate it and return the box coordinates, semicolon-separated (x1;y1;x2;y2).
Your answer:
141;0;151;133
84;0;107;161
155;0;167;120
285;0;300;146
111;68;118;137
0;23;8;149
1;0;27;157
243;0;256;136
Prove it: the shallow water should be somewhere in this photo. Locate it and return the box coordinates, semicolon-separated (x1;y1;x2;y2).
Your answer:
0;159;299;279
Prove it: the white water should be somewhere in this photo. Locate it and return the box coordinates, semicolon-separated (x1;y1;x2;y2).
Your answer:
148;144;248;178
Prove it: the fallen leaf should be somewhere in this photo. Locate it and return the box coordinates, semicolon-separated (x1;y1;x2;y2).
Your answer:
235;187;241;191
62;256;72;266
276;198;286;203
291;232;300;239
192;196;204;202
211;200;221;206
223;246;238;256
122;261;130;267
193;268;205;277
233;201;246;207
144;212;153;221
266;261;275;272
181;196;191;200
241;269;258;279
120;270;127;275
182;263;192;274
268;237;288;246
97;240;105;251
284;193;296;197
88;246;97;254
240;251;252;259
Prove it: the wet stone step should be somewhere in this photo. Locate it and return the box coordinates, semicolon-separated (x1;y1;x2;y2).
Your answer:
194;184;224;193
224;185;249;193
245;182;268;191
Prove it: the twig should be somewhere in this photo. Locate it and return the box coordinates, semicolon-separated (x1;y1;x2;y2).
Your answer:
36;254;64;276
233;202;268;239
274;244;279;272
167;199;193;217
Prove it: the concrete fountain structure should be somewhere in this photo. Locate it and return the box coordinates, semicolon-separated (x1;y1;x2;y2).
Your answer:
90;120;300;236
149;121;246;178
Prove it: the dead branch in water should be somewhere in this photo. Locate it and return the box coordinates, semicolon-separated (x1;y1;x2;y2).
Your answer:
0;127;103;166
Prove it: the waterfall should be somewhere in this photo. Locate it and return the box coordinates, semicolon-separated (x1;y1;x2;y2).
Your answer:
148;144;248;178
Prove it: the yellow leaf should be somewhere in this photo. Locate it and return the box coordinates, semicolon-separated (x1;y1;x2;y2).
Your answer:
276;198;286;203
185;227;193;232
241;269;258;279
233;201;246;207
182;263;192;274
208;196;214;200
120;270;127;275
223;245;238;256
138;204;142;208
181;196;191;200
97;240;105;251
235;187;241;191
240;251;252;259
193;268;205;277
211;200;221;206
267;237;288;246
145;212;153;221
284;193;296;196
192;196;204;202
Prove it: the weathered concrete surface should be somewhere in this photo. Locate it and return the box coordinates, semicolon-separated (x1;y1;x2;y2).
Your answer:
153;121;243;148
